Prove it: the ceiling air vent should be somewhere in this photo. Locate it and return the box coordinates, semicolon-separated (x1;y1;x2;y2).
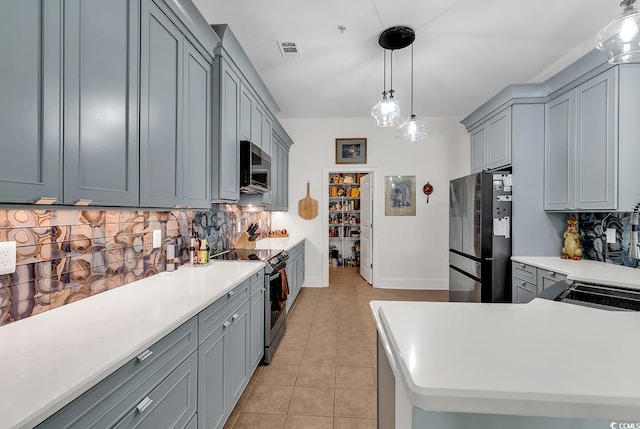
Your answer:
277;41;301;59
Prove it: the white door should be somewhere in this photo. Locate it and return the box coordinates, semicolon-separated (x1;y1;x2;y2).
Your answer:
360;174;373;284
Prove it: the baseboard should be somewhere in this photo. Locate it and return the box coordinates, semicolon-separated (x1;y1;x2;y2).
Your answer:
301;276;323;288
375;277;449;290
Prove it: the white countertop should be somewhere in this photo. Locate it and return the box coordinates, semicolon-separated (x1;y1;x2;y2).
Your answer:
0;261;264;429
511;256;640;289
371;299;640;420
255;235;304;251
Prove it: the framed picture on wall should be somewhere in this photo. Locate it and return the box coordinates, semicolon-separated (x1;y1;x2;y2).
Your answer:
336;138;367;164
385;176;416;216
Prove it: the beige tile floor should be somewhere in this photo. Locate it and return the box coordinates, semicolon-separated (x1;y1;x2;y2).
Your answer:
224;267;449;429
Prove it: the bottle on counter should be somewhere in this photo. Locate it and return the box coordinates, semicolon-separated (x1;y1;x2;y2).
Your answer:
199;239;209;264
189;238;197;265
166;244;175;272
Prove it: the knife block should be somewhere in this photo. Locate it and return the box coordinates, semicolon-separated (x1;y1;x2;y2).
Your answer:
233;231;256;249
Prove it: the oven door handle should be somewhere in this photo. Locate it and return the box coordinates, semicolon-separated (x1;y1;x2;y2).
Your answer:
269;271;281;282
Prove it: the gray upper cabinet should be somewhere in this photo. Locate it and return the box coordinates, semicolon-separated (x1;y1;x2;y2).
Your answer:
544;92;575;211
183;41;212;209
0;0;62;204
574;69;617;210
251;102;265;151
469;126;486;174
545;68;618;211
240;84;253;141
486;108;512;170
63;0;139;207
469;107;511;173
140;0;184;208
212;57;241;202
262;116;273;157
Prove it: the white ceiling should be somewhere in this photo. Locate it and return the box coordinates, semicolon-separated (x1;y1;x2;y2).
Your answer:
192;0;620;119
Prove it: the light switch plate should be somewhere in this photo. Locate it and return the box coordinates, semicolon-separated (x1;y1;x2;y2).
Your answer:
606;228;617;244
0;241;16;275
152;230;162;249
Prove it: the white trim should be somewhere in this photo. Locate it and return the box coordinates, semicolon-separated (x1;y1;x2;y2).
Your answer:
375;277;449;290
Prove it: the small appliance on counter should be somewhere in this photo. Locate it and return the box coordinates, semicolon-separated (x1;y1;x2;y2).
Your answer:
449;171;513;303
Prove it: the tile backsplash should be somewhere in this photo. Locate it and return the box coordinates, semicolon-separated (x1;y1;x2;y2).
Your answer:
578;212;638;269
0;205;271;326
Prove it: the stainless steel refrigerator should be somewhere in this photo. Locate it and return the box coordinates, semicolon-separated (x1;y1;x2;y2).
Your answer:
449;172;512;302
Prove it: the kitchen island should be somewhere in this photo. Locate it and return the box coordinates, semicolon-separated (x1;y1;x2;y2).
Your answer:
372;299;640;428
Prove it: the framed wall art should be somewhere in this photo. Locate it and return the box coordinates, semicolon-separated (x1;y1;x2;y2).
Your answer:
335;138;367;164
385;176;416;216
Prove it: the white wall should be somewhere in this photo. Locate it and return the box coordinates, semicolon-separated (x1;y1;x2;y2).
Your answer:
272;117;469;289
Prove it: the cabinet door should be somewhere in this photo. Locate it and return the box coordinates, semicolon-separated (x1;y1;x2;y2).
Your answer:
227;301;250;410
486;108;512;170
575;68;617;210
281;147;289;211
198;322;227;429
63;0;139;206
544;92;575;210
285;259;295;312
183;42;211;209
0;0;62;203
266;138;279;210
249;290;265;370
470;126;486;173
217;59;241;201
251;103;264;150
140;0;184;208
262;117;273;156
240;84;252;141
537;270;568;291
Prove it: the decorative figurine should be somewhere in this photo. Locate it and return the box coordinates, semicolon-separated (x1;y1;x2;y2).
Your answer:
562;215;583;260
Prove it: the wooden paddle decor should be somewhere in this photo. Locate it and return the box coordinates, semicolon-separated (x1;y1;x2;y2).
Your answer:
298;181;318;220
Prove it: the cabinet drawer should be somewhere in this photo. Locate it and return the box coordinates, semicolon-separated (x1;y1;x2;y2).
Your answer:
512;262;537;283
537;270;568;290
114;352;198;429
513;279;538;304
250;269;265;296
199;279;250;344
38;317;197;429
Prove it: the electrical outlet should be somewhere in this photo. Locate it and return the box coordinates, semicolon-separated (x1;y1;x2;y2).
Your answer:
0;241;16;275
606;228;617;244
152;230;162;249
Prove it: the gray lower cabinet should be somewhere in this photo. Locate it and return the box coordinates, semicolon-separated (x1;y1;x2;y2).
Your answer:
512;262;567;303
37;318;198;429
63;0;139;206
469;107;512;173
140;0;212;208
249;283;265;370
545;68;618;211
0;0;62;204
212;57;241;202
285;242;305;312
198;274;262;429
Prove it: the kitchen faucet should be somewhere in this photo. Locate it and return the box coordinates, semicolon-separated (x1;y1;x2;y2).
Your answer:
630;200;640;260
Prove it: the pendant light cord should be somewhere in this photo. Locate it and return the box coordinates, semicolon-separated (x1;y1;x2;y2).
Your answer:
410;44;414;115
383;50;387;94
389;50;394;96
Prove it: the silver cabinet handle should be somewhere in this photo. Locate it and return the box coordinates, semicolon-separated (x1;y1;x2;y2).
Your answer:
228;290;235;297
137;349;153;362
232;313;239;320
520;263;526;268
521;281;526;286
136;396;153;413
548;271;555;276
261;288;266;292
223;321;231;328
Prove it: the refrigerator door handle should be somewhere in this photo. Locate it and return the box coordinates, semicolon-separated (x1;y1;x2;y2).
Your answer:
449;264;482;283
449;248;482;262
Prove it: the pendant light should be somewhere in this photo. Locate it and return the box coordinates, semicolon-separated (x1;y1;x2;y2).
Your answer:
395;44;429;142
371;50;401;127
596;0;640;64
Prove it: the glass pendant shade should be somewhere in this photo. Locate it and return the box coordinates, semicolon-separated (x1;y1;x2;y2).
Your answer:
395;114;428;142
596;0;640;64
371;91;401;127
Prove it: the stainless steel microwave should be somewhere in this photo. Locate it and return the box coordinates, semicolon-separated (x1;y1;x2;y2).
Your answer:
240;141;271;194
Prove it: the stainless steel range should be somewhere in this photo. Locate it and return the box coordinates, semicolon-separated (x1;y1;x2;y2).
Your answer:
539;279;640;311
211;248;289;364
